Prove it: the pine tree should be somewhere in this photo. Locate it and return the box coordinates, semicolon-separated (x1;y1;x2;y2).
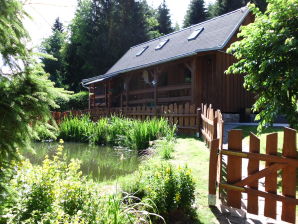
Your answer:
52;17;64;32
156;0;173;35
41;18;66;88
183;0;207;28
208;0;245;17
0;0;69;196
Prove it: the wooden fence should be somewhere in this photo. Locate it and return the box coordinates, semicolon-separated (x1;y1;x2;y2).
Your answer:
52;103;200;135
209;127;298;223
201;104;224;149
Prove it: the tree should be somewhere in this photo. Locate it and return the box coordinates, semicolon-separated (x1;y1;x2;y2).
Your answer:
64;0;152;91
156;0;173;35
0;0;69;197
227;0;298;130
52;17;64;32
208;0;267;18
183;0;207;28
40;18;67;88
208;0;245;17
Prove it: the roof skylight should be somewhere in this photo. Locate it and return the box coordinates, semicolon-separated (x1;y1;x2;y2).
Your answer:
136;46;149;56
155;39;169;50
188;27;204;41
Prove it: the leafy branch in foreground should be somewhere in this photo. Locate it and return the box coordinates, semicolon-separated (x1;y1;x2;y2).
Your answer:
0;0;70;198
227;0;298;131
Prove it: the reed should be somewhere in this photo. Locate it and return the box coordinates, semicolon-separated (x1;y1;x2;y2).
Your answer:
58;115;176;151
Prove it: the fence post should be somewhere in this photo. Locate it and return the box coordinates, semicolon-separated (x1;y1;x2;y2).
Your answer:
196;108;201;138
208;138;219;206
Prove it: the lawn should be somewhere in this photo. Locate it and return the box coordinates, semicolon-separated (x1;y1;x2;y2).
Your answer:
169;137;216;224
235;125;298;154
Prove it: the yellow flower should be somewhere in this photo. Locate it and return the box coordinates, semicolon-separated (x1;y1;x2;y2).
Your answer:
175;193;181;202
59;139;64;144
166;167;171;174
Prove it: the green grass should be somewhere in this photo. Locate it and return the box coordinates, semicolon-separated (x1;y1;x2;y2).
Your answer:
236;125;298;153
169;137;216;224
236;125;298;218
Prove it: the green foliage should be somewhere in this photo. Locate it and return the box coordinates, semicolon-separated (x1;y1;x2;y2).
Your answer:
183;0;207;27
122;162;196;222
0;0;70;201
56;91;89;111
58;115;176;151
1;145;157;223
0;0;29;67
208;0;267;18
40;18;67;88
156;0;174;35
64;0;155;91
227;0;298;130
157;139;175;160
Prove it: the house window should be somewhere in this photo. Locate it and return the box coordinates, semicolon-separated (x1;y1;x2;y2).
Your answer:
136;46;149;56
155;39;169;50
184;68;191;83
188;27;204;41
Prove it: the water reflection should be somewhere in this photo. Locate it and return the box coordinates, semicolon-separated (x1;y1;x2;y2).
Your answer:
22;142;140;182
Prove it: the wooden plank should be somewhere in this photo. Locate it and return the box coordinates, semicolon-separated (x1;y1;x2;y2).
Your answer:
227;129;243;209
190;105;196;133
264;133;278;219
281;127;297;223
173;104;178;126
220;183;298;204
157;84;191;92
235;163;284;187
178;104;184;129
209;139;219;206
158;96;191;103
184;103;190;133
247;133;260;215
128;88;154;95
221;150;298;168
169;104;173;125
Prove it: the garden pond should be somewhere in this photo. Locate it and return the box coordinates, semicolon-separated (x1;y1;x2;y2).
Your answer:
22;142;140;182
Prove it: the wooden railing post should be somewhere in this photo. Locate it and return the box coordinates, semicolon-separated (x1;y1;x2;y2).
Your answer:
196;108;201;138
208;138;219;206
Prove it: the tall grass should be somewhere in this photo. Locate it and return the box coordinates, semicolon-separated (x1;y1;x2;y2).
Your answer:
58;115;176;151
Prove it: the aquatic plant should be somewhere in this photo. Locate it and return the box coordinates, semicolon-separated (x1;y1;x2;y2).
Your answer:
58;115;176;151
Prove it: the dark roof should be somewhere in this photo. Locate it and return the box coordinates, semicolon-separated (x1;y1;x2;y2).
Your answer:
83;7;249;85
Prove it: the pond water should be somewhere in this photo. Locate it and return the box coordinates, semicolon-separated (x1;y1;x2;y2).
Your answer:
22;142;140;182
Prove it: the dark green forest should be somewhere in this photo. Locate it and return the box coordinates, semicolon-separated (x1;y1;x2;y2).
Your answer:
41;0;268;92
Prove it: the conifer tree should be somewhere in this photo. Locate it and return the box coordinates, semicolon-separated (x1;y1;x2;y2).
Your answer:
156;0;173;35
0;0;69;196
183;0;207;28
41;18;66;88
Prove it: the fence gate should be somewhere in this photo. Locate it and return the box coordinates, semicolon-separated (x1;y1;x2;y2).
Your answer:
208;127;298;223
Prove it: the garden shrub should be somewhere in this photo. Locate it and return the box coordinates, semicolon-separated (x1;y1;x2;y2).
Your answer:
56;91;89;111
1;144;158;224
122;162;196;222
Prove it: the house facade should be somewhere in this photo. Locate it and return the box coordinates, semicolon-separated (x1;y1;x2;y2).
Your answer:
82;7;254;113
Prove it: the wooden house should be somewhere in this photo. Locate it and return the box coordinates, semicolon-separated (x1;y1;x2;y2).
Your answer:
82;7;254;114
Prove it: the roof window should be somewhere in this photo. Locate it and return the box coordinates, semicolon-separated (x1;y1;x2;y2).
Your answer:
188;27;204;41
136;46;149;56
155;39;169;50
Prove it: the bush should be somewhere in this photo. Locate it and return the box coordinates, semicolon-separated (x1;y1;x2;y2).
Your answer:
58;115;176;151
1;144;159;223
122;162;196;222
56;91;89;111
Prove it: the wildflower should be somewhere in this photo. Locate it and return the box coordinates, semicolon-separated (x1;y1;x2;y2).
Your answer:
175;193;181;202
59;139;64;144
